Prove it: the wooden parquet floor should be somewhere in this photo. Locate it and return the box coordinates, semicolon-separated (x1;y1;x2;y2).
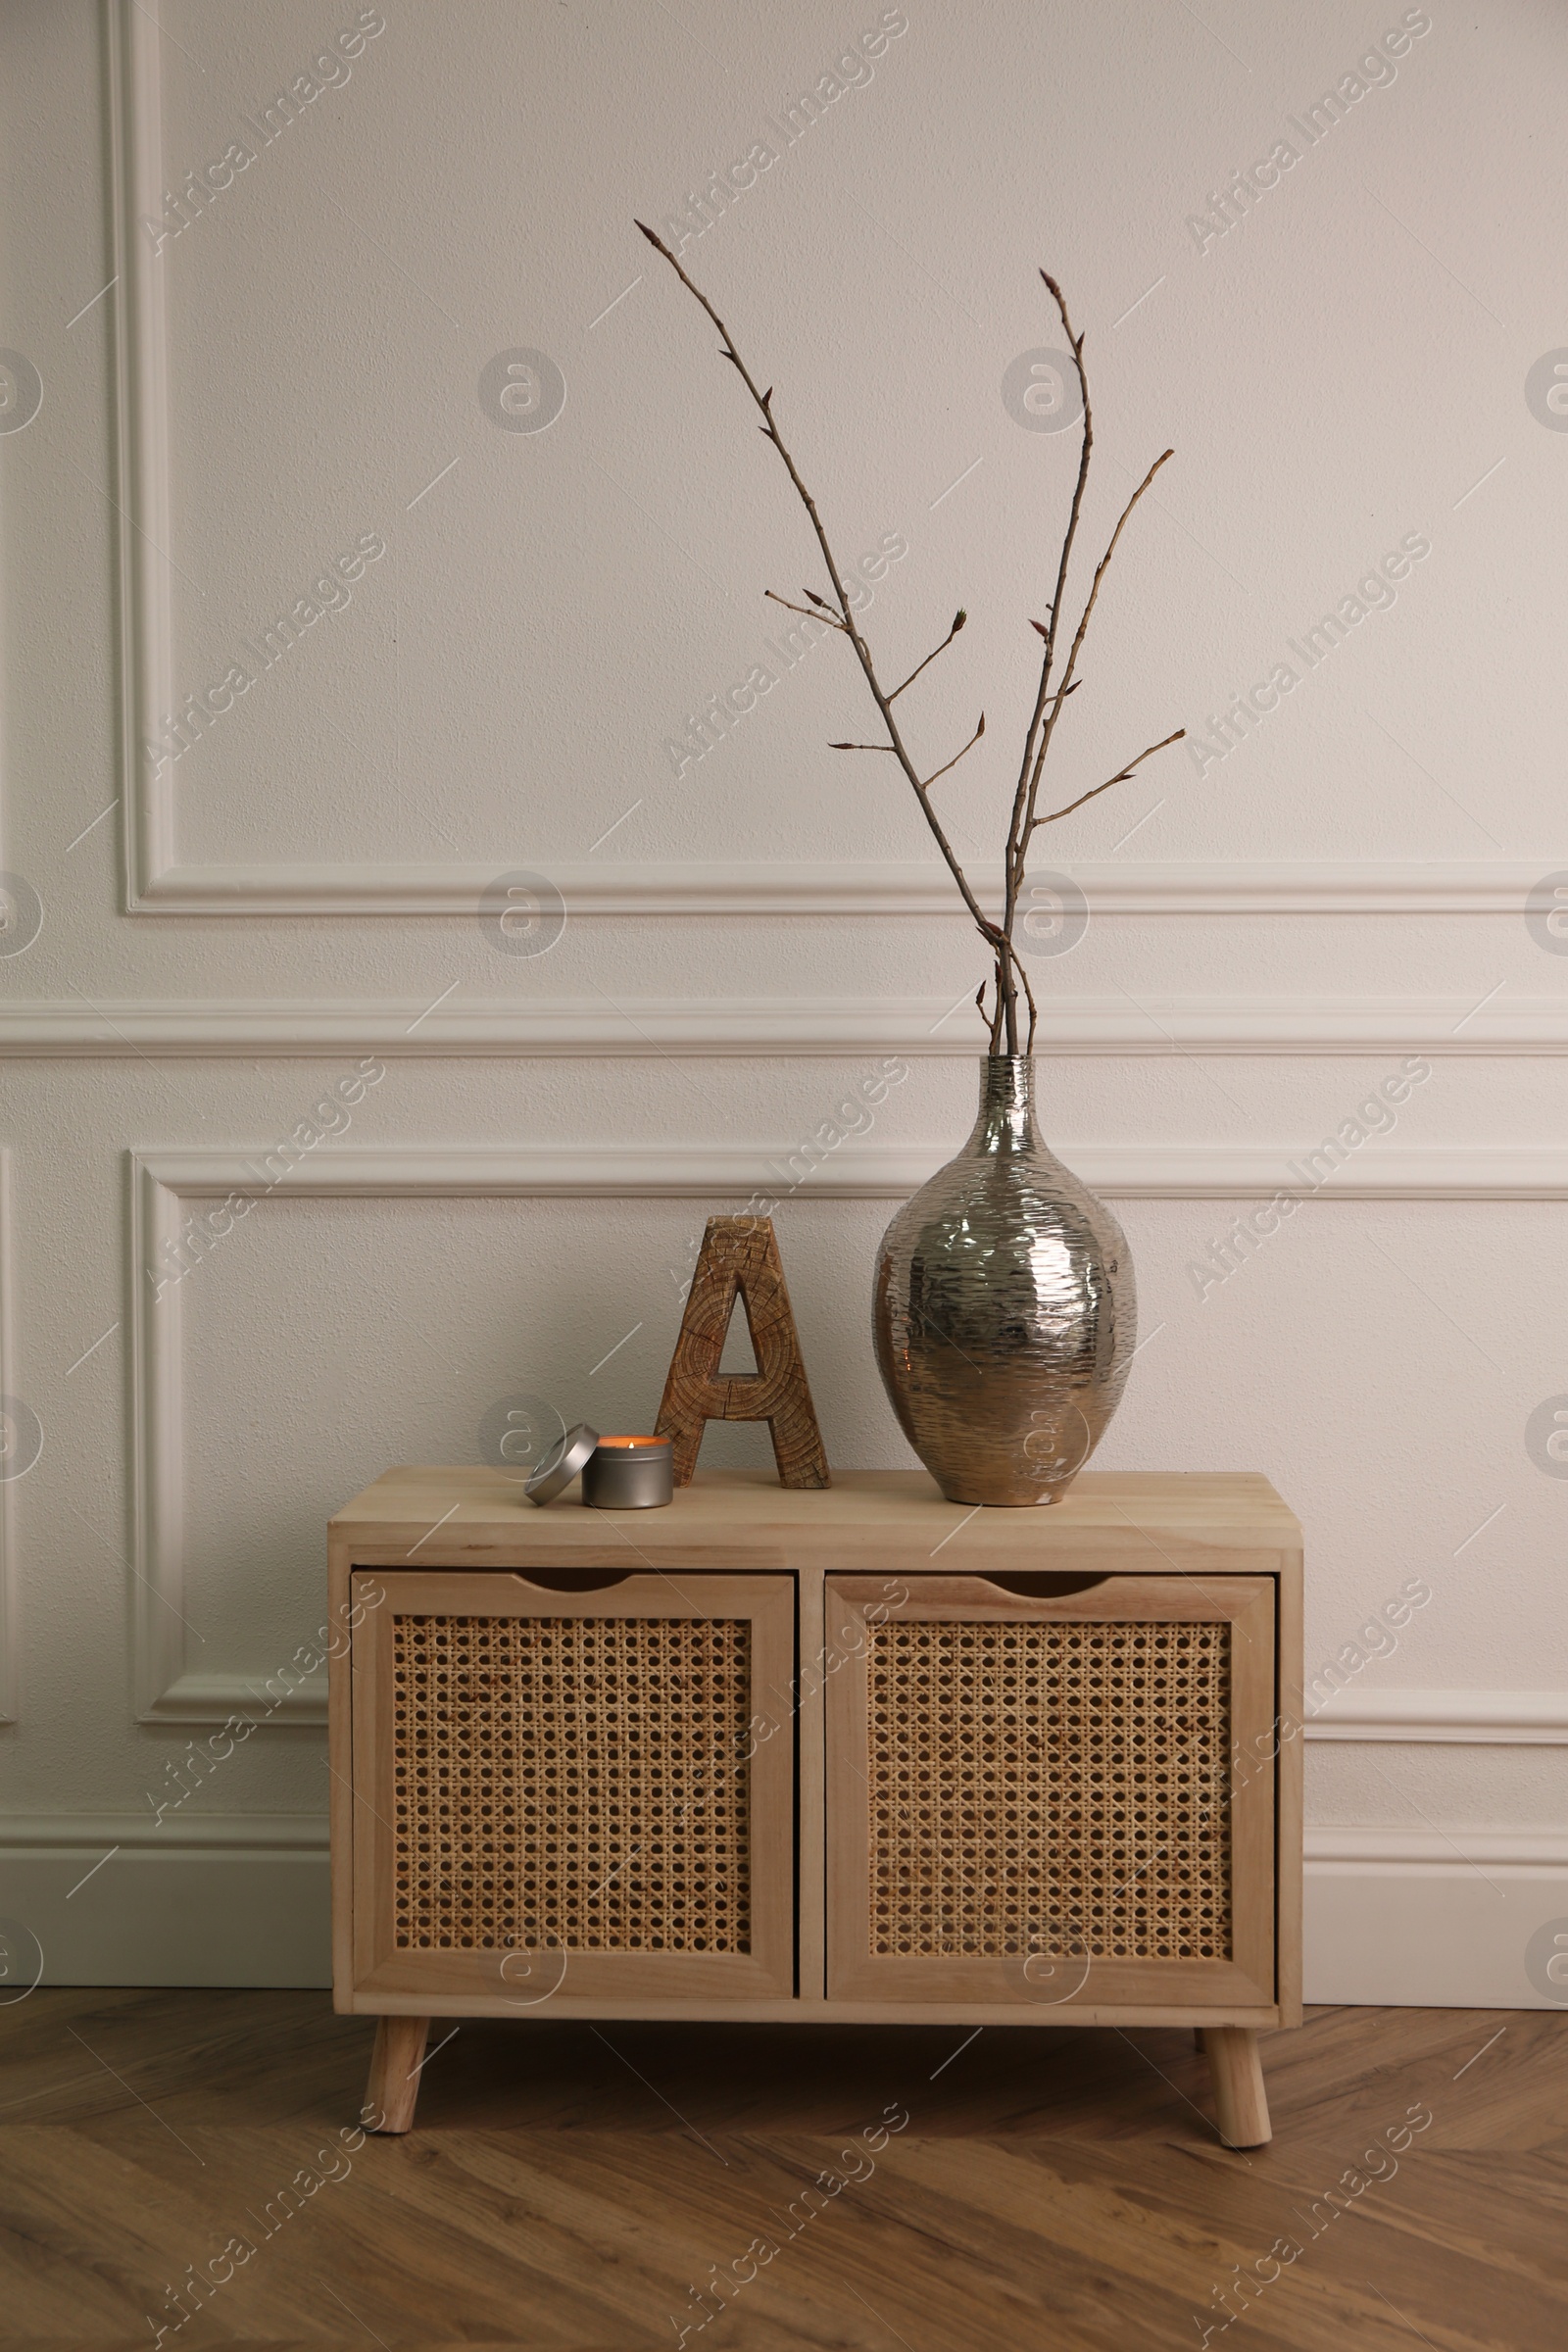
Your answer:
1;1992;1564;2350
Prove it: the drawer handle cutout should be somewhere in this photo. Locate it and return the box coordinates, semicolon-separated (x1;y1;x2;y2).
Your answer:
978;1572;1109;1598
509;1569;636;1593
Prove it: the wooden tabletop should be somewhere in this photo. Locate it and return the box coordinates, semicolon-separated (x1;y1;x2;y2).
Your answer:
330;1466;1300;1570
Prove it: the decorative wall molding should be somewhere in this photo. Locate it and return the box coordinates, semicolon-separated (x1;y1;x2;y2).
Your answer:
131;1140;1568;1728
8;1813;1561;1864
1304;1824;1568;1868
104;7;1560;921
132;1150;340;1727
9;993;1568;1057
121;857;1568;922
1;1831;330;1986
1304;1826;1568;2007
107;0;172;915
0;1810;328;1852
10;1814;1561;1864
1306;1690;1568;1745
0;1151;17;1724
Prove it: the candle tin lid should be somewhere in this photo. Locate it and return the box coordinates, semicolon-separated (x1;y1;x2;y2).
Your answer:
523;1422;599;1505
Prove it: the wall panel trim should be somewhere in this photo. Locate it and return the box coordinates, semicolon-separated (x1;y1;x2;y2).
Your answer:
3;1814;1561;1862
104;3;1562;920
1304;1829;1568;2007
1308;1690;1568;1744
0;1810;328;1852
0;1152;17;1723
10;994;1568;1057
130;1141;1568;1727
8;1815;1563;1862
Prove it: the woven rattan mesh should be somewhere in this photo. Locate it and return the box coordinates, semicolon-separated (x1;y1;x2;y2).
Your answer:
866;1617;1232;1960
392;1612;752;1953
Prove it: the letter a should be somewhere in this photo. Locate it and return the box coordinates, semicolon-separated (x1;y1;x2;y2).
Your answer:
657;1216;830;1488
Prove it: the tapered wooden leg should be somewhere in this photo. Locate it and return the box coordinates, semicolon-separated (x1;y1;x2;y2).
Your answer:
365;2015;429;2134
1200;2028;1271;2148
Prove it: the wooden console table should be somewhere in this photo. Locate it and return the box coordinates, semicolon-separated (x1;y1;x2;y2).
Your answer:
328;1468;1301;2146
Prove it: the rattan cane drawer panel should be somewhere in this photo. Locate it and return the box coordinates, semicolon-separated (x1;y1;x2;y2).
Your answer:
823;1572;1278;2008
864;1617;1232;1961
392;1610;753;1955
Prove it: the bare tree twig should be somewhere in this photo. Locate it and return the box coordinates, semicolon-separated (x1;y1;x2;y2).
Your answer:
1001;271;1094;1050
922;713;985;789
1028;728;1185;833
890;610;967;702
637;219;1005;953
638;220;1188;1048
1017;954;1039;1044
1013;447;1179;1046
765;588;847;631
1021;448;1173;817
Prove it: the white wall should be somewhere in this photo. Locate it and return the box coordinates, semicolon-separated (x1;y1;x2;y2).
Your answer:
2;0;1566;2004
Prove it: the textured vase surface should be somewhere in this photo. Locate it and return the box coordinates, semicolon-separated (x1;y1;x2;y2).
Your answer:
872;1055;1136;1504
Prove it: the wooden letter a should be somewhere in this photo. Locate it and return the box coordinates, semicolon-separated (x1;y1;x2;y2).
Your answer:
657;1216;830;1489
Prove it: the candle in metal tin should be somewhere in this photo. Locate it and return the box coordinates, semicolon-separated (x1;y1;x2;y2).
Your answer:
581;1434;674;1509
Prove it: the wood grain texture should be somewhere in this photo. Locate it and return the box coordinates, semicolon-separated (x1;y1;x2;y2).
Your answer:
1275;1537;1305;2030
1202;2025;1272;2146
329;1465;1301;1562
795;1560;827;2001
655;1218;831;1488
342;1991;1286;2027
365;2012;428;2132
1;1991;1562;2350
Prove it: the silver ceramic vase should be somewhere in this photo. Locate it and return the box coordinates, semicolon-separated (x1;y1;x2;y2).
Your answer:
872;1055;1136;1505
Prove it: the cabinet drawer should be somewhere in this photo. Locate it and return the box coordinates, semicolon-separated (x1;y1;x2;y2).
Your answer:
825;1573;1276;2008
350;1568;795;2004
